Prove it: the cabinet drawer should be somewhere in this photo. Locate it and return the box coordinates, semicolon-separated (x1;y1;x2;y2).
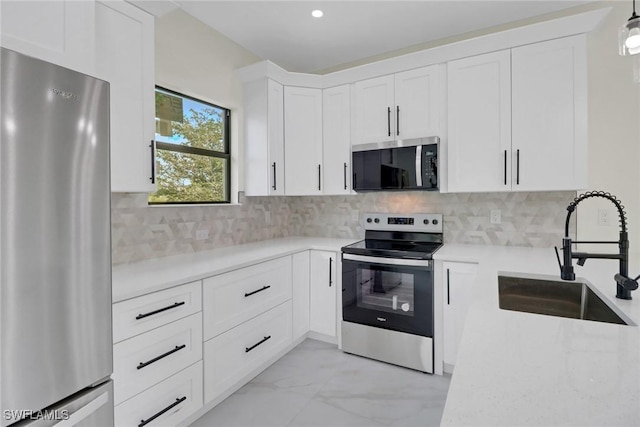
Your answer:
204;302;292;403
113;281;202;343
113;313;202;405
115;361;203;427
203;256;292;340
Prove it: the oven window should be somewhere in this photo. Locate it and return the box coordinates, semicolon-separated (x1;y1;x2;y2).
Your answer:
358;268;415;316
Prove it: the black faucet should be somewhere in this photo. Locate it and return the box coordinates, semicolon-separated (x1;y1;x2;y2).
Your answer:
555;191;639;300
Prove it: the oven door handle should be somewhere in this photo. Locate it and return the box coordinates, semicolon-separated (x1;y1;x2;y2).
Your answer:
342;253;432;268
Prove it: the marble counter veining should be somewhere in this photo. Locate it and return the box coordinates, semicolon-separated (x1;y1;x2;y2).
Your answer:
112;237;358;303
435;244;640;426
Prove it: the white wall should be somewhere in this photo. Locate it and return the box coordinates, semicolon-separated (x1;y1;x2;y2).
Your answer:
577;1;640;262
155;9;261;199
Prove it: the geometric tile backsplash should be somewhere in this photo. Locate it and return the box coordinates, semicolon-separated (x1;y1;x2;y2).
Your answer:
111;190;577;265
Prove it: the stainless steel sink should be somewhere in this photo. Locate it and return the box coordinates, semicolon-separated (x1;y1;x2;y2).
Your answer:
498;274;632;326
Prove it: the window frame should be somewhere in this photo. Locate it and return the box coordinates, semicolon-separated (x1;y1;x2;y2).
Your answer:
150;86;231;205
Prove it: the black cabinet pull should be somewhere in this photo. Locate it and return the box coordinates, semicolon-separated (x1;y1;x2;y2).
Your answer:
138;396;186;427
503;150;507;186
353;172;357;191
396;105;400;136
446;268;451;305
136;301;185;320
246;335;271;353
137;345;186;370
245;285;270;297
149;140;156;184
516;149;520;185
329;257;333;287
318;164;321;191
387;107;391;137
272;162;277;190
343;163;348;190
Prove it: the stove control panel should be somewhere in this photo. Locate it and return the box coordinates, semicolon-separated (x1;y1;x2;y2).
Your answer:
362;213;443;233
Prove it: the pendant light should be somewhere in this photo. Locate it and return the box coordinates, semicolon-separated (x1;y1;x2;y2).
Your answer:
619;0;640;55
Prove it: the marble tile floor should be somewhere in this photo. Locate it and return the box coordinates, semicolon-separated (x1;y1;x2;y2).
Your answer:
190;339;451;427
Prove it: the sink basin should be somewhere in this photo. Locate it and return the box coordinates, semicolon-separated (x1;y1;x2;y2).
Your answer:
498;274;631;326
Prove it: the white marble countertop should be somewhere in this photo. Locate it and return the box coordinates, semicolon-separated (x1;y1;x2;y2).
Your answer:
112;236;358;303
113;237;640;425
436;244;640;426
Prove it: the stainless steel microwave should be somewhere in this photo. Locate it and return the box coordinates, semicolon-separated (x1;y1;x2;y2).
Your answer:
352;137;439;192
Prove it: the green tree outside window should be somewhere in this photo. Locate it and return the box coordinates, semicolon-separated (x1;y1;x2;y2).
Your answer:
149;88;230;204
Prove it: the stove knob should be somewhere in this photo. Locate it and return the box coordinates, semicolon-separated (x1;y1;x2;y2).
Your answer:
374;218;380;224
423;219;430;225
432;219;439;225
366;218;372;223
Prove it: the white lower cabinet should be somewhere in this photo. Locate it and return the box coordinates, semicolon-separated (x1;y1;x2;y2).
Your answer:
442;262;478;368
112;249;343;424
114;361;203;427
292;251;311;341
113;313;203;405
309;250;338;339
203;302;293;403
112;281;201;343
203;256;292;340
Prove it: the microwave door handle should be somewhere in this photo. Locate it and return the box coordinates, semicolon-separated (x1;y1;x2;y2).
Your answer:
415;145;423;187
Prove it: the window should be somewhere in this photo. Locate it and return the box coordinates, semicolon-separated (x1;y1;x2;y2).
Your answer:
149;87;231;204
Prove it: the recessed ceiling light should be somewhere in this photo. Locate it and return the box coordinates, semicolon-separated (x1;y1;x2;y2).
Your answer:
312;10;323;18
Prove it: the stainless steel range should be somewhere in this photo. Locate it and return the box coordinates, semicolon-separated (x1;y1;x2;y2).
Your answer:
341;213;443;373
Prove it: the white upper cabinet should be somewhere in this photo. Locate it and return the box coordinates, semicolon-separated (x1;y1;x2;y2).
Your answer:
447;50;512;193
244;79;285;196
322;85;352;195
284;86;323;196
352;65;443;146
0;0;95;76
353;75;395;145
511;35;587;191
1;0;156;193
394;66;443;140
96;0;155;193
447;35;587;193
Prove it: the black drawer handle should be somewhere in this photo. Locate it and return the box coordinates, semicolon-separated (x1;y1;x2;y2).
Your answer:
246;335;271;353
138;396;187;427
137;345;186;370
244;285;271;297
136;301;186;320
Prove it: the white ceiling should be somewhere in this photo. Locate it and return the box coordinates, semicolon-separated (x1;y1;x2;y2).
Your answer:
137;1;597;73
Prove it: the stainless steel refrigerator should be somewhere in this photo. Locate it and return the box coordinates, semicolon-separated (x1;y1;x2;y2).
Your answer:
1;48;113;426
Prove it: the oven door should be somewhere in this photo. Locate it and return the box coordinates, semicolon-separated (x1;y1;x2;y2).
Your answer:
341;253;433;337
